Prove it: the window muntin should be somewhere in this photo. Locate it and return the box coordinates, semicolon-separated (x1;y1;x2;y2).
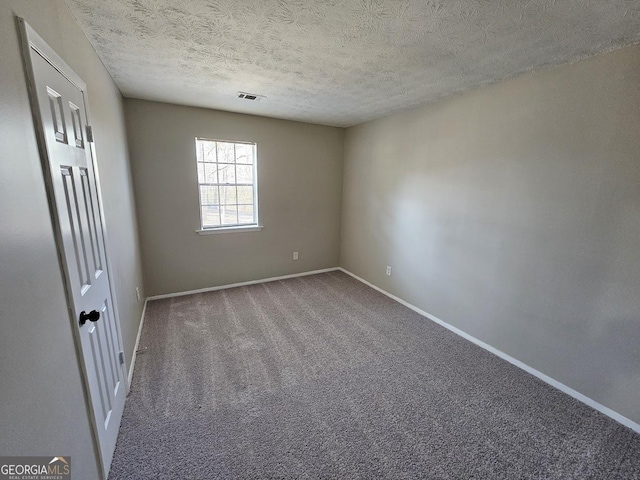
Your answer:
196;138;258;229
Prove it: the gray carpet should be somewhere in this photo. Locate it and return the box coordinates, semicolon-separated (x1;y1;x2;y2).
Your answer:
109;271;640;479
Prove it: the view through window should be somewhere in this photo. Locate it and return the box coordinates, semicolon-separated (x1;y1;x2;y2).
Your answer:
195;138;257;229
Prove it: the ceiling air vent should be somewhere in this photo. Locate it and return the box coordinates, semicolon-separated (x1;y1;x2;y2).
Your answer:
238;92;265;101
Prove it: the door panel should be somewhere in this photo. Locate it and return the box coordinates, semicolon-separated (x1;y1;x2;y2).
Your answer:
60;165;91;292
79;168;103;277
46;86;67;143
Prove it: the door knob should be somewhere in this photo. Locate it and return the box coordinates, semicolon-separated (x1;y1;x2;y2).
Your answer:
79;310;100;326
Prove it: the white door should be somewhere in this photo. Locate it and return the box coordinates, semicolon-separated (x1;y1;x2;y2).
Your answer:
19;20;126;477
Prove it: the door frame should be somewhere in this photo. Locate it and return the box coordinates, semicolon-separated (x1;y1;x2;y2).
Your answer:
17;17;128;479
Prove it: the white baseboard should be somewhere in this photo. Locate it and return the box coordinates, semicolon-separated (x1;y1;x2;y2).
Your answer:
146;267;341;301
338;267;640;434
127;298;147;390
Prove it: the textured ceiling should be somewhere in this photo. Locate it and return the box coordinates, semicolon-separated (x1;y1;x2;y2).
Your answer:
65;0;640;127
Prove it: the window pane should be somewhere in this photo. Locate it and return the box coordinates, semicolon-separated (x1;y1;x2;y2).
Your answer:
203;163;217;183
196;141;204;162
237;186;253;204
216;163;235;184
201;206;220;227
201;140;216;162
219;185;237;205
197;163;205;182
221;206;238;225
217;142;235;163
238;205;254;224
200;185;219;205
235;143;253;164
236;164;253;184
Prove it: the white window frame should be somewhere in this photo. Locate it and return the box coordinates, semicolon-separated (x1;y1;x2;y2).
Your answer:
194;137;262;235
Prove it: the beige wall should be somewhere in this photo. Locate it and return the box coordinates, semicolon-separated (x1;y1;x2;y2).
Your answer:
0;2;145;478
341;44;640;424
125;99;344;296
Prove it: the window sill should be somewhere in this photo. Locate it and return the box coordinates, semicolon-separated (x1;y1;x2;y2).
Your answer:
196;225;264;235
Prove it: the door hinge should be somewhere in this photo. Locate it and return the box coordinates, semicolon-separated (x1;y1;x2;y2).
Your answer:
86;125;94;143
118;351;125;365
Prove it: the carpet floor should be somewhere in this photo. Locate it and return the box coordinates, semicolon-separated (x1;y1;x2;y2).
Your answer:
108;271;640;479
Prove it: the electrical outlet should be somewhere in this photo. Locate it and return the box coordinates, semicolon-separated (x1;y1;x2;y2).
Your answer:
293;251;299;261
386;266;392;276
135;286;141;302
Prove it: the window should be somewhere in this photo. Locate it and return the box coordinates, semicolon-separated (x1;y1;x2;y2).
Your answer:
195;138;259;232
